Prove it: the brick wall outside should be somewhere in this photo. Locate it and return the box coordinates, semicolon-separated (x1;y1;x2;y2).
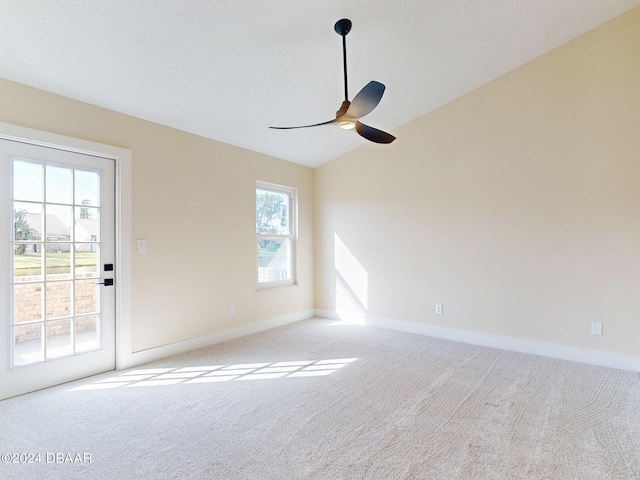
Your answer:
13;273;99;342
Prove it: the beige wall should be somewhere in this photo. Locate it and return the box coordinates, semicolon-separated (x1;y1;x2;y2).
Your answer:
0;79;314;352
315;9;640;357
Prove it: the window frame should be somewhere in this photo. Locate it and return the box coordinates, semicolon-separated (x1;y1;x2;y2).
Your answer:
256;181;297;290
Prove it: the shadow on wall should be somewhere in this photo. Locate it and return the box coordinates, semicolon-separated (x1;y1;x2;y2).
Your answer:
334;233;368;324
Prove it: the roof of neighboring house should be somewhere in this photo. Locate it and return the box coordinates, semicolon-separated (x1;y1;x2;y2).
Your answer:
24;213;70;238
75;218;99;238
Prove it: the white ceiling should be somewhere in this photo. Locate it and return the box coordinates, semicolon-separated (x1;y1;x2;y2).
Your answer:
1;1;639;168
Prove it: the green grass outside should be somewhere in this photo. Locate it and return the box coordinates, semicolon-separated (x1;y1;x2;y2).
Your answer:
14;252;97;276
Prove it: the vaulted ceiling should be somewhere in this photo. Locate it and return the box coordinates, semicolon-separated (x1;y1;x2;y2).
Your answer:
1;1;638;168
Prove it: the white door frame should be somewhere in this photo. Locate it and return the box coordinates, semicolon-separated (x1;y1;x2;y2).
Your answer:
0;122;133;371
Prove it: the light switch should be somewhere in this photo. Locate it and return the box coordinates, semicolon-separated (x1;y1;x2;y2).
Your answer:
136;239;147;253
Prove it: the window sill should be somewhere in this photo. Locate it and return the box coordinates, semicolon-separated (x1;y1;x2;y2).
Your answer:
257;281;296;291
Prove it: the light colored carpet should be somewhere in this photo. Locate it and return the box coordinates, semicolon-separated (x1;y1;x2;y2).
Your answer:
1;317;639;479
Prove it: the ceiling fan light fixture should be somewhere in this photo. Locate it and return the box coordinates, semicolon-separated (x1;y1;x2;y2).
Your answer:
339;119;356;130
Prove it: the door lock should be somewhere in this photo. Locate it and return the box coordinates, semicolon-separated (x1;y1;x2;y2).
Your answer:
95;279;114;286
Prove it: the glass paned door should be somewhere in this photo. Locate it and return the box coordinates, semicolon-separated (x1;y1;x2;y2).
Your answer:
12;160;103;365
1;140;115;400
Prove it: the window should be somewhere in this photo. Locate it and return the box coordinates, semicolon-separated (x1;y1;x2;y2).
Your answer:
256;182;296;288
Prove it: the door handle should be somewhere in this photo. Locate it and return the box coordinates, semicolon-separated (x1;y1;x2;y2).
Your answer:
95;279;114;286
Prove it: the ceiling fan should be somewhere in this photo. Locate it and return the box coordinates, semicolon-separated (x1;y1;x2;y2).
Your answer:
270;18;396;144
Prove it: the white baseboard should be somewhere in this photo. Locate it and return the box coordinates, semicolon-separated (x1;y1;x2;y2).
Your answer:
314;310;640;372
119;309;315;370
314;309;341;321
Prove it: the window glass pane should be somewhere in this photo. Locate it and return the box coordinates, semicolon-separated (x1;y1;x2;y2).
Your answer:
75;206;100;242
14;244;42;281
76;315;99;352
258;238;291;283
76;279;99;315
46;281;72;319
13;283;43;322
13;160;43;202
75;245;99;278
13;202;42;242
13;323;44;366
46;164;73;204
256;189;289;234
75;169;100;207
45;205;73;242
46;244;72;280
46;319;73;359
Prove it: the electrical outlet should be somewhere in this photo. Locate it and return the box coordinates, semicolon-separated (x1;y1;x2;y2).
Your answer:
591;321;603;336
228;306;235;317
436;304;443;315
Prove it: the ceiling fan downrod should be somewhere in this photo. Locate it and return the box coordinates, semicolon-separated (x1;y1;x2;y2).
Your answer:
334;18;352;103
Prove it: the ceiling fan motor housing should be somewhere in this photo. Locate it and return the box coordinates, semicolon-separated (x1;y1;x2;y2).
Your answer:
334;19;352;36
336;100;351;117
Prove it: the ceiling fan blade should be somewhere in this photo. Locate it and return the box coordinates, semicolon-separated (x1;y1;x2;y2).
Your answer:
346;81;385;118
355;121;395;144
269;119;337;130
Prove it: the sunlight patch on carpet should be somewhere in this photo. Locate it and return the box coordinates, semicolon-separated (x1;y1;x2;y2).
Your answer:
67;358;358;391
